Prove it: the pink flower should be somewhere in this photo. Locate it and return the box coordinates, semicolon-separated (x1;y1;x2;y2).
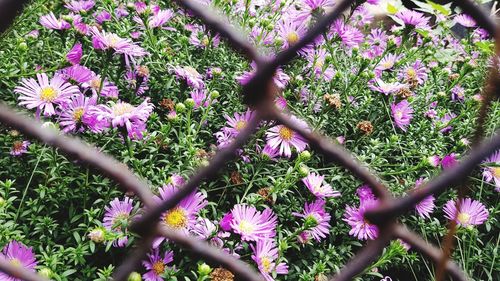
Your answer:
39;12;71;30
10;141;30;156
443;198;489;227
0;241;37;280
251;239;288;281
292;199;331;241
343;199;379;240
265;115;308;157
15;73;80;116
441;154;458;170
219;212;233;232
142;249;174;281
302;172;341;198
173;66;205;89
237;62;290;90
230;204;277;241
59;94;107;133
455;14;476;28
91;27;147;57
64;0;95;13
395;10;430;29
66;42;83;65
103;197;134;247
391;100;413;131
413;178;435;219
482;150;500;192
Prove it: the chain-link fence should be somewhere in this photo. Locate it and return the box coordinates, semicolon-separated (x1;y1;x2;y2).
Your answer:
0;0;499;280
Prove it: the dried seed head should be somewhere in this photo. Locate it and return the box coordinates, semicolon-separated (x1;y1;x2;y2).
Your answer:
159;98;175;111
357;120;374;135
324;93;342;110
449;73;460;80
396;87;413;99
230;171;243;185
210;267;234;281
136;65;150;77
257;187;273;204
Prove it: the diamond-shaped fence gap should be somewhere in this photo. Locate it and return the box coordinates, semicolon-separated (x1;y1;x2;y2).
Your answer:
0;0;499;280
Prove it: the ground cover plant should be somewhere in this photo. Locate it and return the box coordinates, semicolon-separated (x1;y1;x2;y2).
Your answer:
0;0;499;280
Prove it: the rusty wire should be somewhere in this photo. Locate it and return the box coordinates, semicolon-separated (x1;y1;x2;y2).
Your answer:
0;0;499;280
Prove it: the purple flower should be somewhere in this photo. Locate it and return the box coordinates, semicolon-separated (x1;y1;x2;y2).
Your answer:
427;155;441;167
443;198;489;227
451;85;465;102
251;239;288;281
91;99;153;139
230;204;277;241
222;109;255;137
95;10;112;24
412;178;435;219
15;73;80;116
219;212;234;232
395;10;430;29
142;248;174;281
296;0;335;23
237;62;290;90
276;18;309;53
153;184;207;244
352;5;374;27
398;60;428;85
57;65;93;84
103;197;134;247
343;199;379;240
148;9;174;28
306;49;335;81
73;15;89;35
441;154;458;170
302;172;341;198
292;199;331;241
356;185;375;203
482;150;500;192
59;94;106;133
188;24;221;48
66;42;83;65
91;27;147;57
260;144;280;161
0;241;37;280
331;19;364;49
455;14;476;28
39;12;71;30
364;28;387;58
10;141;30;156
65;0;95;13
173;66;205;89
369;79;403;95
265;115;309;157
391;100;413;131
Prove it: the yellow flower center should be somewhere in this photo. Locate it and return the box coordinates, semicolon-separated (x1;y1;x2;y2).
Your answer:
406;68;417;79
152;261;165;275
261;256;271;273
40;87;57;102
396;110;403;119
238;220;255;234
202;36;210;46
457;212;470;225
12;141;23;151
491;167;500;178
314;59;324;69
164;207;188;229
286;31;299;45
235;120;247;131
279;127;293;141
106;34;121;48
90;78;102;90
112;103;135;116
10;259;21;267
381;61;393;68
73;108;85;122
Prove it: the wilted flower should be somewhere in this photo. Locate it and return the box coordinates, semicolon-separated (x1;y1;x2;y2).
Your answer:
10;141;30;156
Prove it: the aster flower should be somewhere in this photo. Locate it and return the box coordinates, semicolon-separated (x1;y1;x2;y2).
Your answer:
375;53;403;77
91;99;153;139
142;248;174;281
148;9;174;28
451;85;465;102
251;239;288;281
306;49;335;81
66;42;83;65
10;141;30;156
351;5;374;27
39;12;71;30
265;115;309;157
435;113;456;134
219;212;233;232
443;198;489;227
57;65;93;84
356;185;375;203
363;28;387;59
59;94;106;133
292;199;331;241
343;199;379;240
368;79;403;95
95;10;112;24
15;73;80;116
441;154;458;170
391;100;413;131
65;0;95;13
173;66;205;89
331;19;364;49
482;150;500;192
398;60;428;86
237;61;290;89
302;172;341;198
103;197;134;247
296;0;335;22
0;241;37;280
276;18;310;54
91;27;147;57
394;10;430;29
412;178;435;219
428;155;441;167
260;144;280;161
153;184;207;245
455;14;476;28
72;15;89;35
222;109;255;137
230;204;277;241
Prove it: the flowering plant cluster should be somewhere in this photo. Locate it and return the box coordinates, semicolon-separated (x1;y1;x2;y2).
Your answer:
0;0;498;280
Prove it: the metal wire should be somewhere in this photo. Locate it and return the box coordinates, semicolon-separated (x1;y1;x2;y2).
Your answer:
0;0;499;280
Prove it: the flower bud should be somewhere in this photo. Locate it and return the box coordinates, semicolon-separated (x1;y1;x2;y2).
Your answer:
39;268;53;278
198;263;212;276
210;90;220;99
18;42;28;51
299;150;311;161
127;272;142;281
167;111;178;122
0;197;5;208
185;98;195;109
88;228;105;243
297;164;309;177
175;102;186;113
